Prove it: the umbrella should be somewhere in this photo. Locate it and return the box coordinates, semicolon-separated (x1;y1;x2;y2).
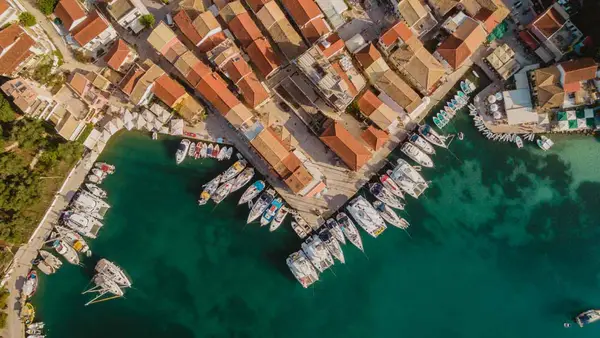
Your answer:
171;119;184;130
577;118;586;129
490;104;499;112
493;111;502;120
159;126;169;134
105;121;118;134
488;95;496;104
125;121;134;131
558;120;569;130
123;110;133;123
153;119;163;131
160;110;171;123
142;110;155;124
101;130;112;143
135;116;147;130
495;92;503;101
114;117;124;130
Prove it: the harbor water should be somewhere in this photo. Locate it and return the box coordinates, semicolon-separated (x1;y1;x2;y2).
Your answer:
32;115;600;337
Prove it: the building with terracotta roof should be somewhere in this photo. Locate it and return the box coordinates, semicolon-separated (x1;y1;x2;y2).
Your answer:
152;74;187;108
190;11;222;46
52;110;86;141
246;37;280;78
147;22;188;63
527;3;583;62
176;95;206;124
223;57;270;109
173;10;203;46
0;0;18;28
257;1;307;60
1;78;54;118
206;37;242;69
219;0;246;23
251;127;290;169
246;0;270;13
320;121;372;171
354;43;382;69
280;0;330;44
435;15;487;69
119;60;165;105
388;0;438;36
357;90;400;131
174;50;211;86
361;126;389;151
71;11;117;55
54;0;87;31
378;21;415;55
106;0;149;34
194;71;241;116
104;39;136;72
67;71;110;110
318;33;344;59
228;12;263;48
0;24;35;76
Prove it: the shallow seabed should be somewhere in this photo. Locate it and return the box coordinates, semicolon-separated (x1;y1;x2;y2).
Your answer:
34;116;600;338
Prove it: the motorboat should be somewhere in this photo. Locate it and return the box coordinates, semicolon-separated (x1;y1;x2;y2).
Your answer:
22;270;38;299
291;221;308;239
54;225;90;255
27;322;45;330
212;144;220;158
87;174;102;184
85;183;107;199
72;190;110;219
260;198;283;226
238;180;265;205
387;171;426;199
188;142;196;157
433;116;443;129
301;235;334;273
369;183;404;210
221;160;247;182
325;218;345;244
211;181;233;204
230;168;254;193
515;135;523;148
176;139;191;164
198;175;222;206
393;159;426;183
21;302;34;324
345;196;386;238
225;147;233;160
373;201;409;229
318;229;345;263
53;240;80;265
39;250;62;270
418;124;447;148
36;260;54;275
336;213;364;252
269;206;288;232
380;174;404;199
286;250;319;288
575;309;600;327
95;259;132;288
194;142;202;159
152;131;158;140
247;189;275;223
217;146;227;161
409;134;435;155
401;143;434;168
537;135;554;151
94;162;115;174
91;169;106;180
206;144;214;158
200;143;208;158
92;273;124;297
62;211;103;239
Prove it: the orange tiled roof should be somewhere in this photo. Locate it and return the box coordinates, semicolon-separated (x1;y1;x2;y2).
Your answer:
246;0;270;13
68;72;89;96
173;9;204;46
228;12;263;48
72;11;109;47
301;18;330;44
195;72;240;114
152;74;186;107
119;66;145;95
0;24;23;51
238;73;269;108
246;37;280;78
280;0;322;27
355;44;382;69
380;21;413;48
320;121;372;171
0;0;9;16
104;39;130;71
284;164;313;193
198;31;227;52
436;18;486;69
357;90;382;116
318;33;344;58
0;25;34;75
559;57;598;84
530;7;566;39
224;57;252;83
54;0;86;31
361;125;389;151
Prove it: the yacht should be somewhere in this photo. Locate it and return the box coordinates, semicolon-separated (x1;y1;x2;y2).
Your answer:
392;159;426;183
62;211;103;239
247;189;275;223
225;147;233;160
54;225;90;255
418;124;447;148
301;235;334;273
200;143;208;158
188;142;196;157
401;143;434;168
71;190;110;219
230;168;254;193
369;183;405;210
206;144;214;158
387;170;427;199
269;206;288;232
260;198;283;226
216;146;227;161
94;162;115;174
238;180;265;205
176;139;191;164
346;196;386;238
409;134;435;155
336;213;364;252
39;250;62;270
291;221;309;239
379;174;404;199
87;174;102;184
85;183;107;199
198;175;222;205
95;259;132;288
576;309;600;327
36;259;54;275
53;240;80;265
211;181;233;204
92;273;124;297
221;160;248;182
325;218;345;244
22;270;38;299
287;250;319;288
91;169;106;181
537;135;554;151
318;229;345;263
373;201;409;229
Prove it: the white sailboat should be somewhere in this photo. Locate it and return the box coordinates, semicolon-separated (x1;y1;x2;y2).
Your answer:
269;206;288;232
418;124;447;148
54;225;91;255
95;259;132;288
318;229;345;263
287;250;319;288
83;274;124;306
401;143;434;168
221;160;248;182
325;218;345;244
229;168;254;193
336;213;364;252
71;190;110;219
393;159;426;183
62;211;103;239
212;181;233;204
198;175;222;205
53;240;80;265
238;180;265;205
409;134;435;155
379;174;404;199
373;201;409;229
85;183;107;199
247;189;275;223
345;196;386;238
176;139;191;164
301;235;334;272
387;170;427;199
369;183;405;210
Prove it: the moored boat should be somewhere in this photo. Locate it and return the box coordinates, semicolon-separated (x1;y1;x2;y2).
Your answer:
21;302;35;324
346;196;386;238
95;259;132;287
87;174;102;184
71;190;110;219
194;142;202;159
54;225;91;255
318;229;345;263
212;144;220;158
230;168;254;193
176;139;191;164
373;201;409;229
53;240;80;265
576;309;600;327
418;124;447;148
36;260;54;275
537;135;554;151
200;143;208;158
21;270;38;299
325;218;345;244
401;143;434;168
212;181;233;204
515;135;523;148
62;211;103;239
238;180;265;205
85;183;107;199
387;170;427;199
221;160;247;182
260;198;283;226
380;174;404;199
409;134;435;155
393;159;426;183
269;206;288;232
247;189;275;223
39;250;62;270
206;143;214;158
291;221;308;239
287;250;319;288
369;183;404;210
188;142;196;157
94;162;115;174
301;235;334;272
336;212;364;252
198;175;222;205
216;146;227;160
225;147;233;159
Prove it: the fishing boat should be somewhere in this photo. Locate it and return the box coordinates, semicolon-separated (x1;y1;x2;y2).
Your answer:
194;142;202;159
230;168;254;193
21;302;35;324
22;270;38;299
85;183;107;199
212;181;233;204
515;135;523;148
287;250;319;288
318;229;345;263
238;180;265;205
291;221;309;239
336;213;364;252
409;134;435;155
176;139;191;164
95;259;132;287
247;189;275;223
212;144;220;158
401;143;434;168
222;160;247;182
87;174;102;184
198;175;222;205
387;170;426;199
301;235;334;272
94;162;115;174
39;250;62;270
575;309;600;327
269;206;288;232
206;144;214;158
369;183;404;210
62;211;103;239
260;198;283;226
54;225;91;255
53;240;80;265
217;146;227;161
393;159;426;183
380;174;404;199
537;135;554;151
373;201;409;229
188;142;196;157
225;147;233;160
325;218;345;244
36;260;54;275
200;143;208;158
418;124;447;148
346;196;386;238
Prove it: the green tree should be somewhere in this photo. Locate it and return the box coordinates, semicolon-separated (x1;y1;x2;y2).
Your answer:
18;12;36;27
9;120;47;150
0;311;6;328
139;14;155;28
37;0;57;15
0;94;15;122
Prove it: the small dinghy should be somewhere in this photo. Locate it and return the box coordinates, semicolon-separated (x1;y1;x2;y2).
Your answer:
188;142;196;157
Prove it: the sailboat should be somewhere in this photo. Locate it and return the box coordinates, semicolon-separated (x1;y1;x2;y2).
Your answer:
336;213;364;252
418;124;447;148
287;250;319;288
409;134;435;155
238;180;265;205
301;235;334;272
54;225;91;255
198;175;222;205
379;174;404;199
325;218;345;244
247;189;275;223
221;160;248;182
318;229;345;263
369;183;404;210
373;201;409;229
345;196;386;238
229;168;254;193
85;183;107;199
95;259;132;288
269;206;288;232
211;181;233;204
401;143;434;168
260;198;283;226
53;240;80;265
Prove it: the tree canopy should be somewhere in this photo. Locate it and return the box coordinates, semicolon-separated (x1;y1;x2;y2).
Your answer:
18;12;36;27
139;14;155;28
9;119;47;150
0;94;15;123
37;0;57;15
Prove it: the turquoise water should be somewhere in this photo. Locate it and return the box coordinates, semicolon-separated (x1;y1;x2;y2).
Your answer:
32;116;600;338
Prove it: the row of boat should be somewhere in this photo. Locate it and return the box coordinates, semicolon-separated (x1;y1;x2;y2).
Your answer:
176;139;233;164
432;91;470;129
